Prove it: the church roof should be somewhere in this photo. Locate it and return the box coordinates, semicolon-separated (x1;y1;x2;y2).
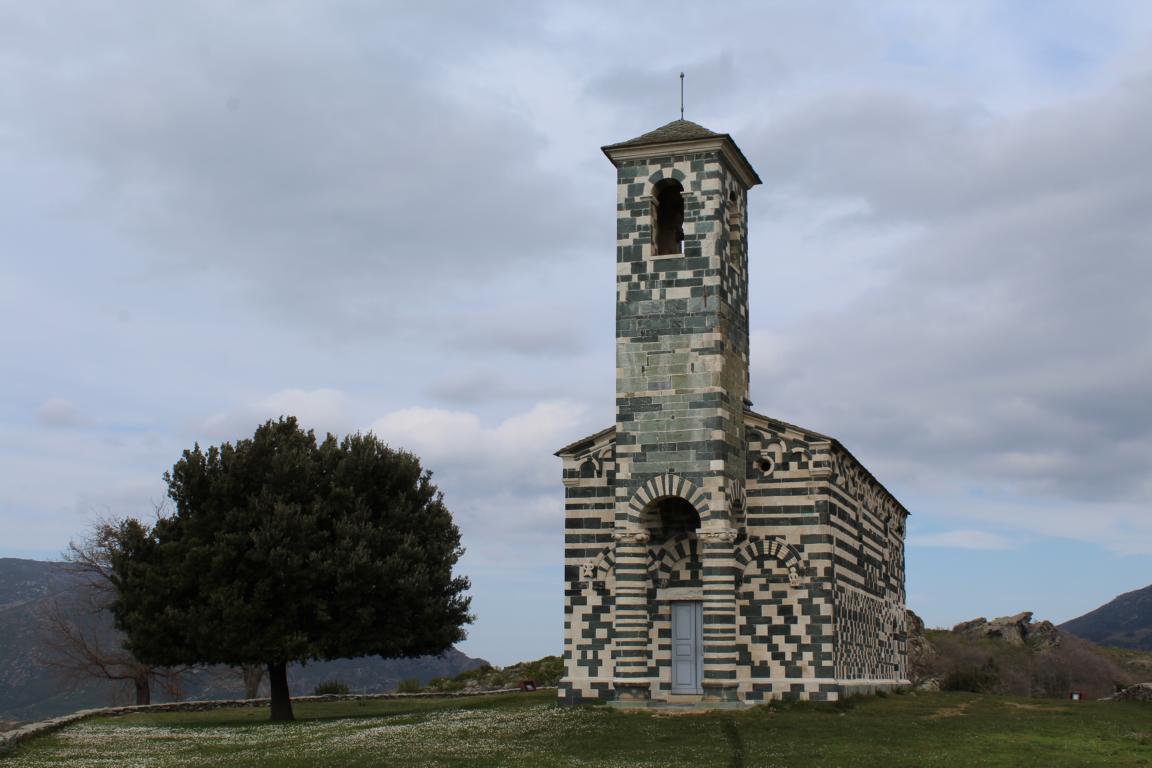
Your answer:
602;119;723;150
553;425;615;458
554;411;909;517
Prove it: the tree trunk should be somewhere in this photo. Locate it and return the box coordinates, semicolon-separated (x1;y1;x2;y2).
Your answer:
242;664;265;699
133;674;151;706
267;662;294;721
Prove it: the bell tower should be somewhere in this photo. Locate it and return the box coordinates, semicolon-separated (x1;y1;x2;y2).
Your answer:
602;120;761;702
603;120;761;531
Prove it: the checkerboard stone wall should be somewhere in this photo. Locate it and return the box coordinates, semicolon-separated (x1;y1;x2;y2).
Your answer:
558;413;908;704
557;121;909;705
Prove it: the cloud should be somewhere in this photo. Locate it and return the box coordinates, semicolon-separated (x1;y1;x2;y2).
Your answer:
922;497;1152;557
198;388;349;442
747;77;1152;515
36;398;88;428
909;529;1015;550
425;373;545;406
371;400;586;480
0;2;599;340
369;400;594;563
444;322;588;359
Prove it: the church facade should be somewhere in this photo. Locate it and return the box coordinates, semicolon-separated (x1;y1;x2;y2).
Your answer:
557;120;910;705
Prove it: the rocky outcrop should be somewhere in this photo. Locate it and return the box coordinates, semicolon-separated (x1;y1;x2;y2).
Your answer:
906;609;936;686
910;607;1149;699
952;612;1061;649
1106;682;1152;701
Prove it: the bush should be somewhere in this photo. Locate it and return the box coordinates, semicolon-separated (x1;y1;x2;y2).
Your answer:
313;680;350;696
942;661;1000;693
397;678;423;693
426;676;463;692
422;656;564;693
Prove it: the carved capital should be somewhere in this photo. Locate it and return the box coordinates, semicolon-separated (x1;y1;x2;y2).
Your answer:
698;528;738;544
809;466;833;481
613;528;650;545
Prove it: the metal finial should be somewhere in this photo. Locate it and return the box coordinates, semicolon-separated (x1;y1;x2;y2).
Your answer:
679;72;685;120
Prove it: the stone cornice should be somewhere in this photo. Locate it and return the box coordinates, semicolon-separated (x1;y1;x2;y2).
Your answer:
603;137;762;190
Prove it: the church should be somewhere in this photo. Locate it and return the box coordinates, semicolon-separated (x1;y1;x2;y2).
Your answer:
556;119;910;706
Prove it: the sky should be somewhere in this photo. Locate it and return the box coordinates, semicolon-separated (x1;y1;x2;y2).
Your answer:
2;0;1151;666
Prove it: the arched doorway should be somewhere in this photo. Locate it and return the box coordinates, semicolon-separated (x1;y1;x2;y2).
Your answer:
643;495;704;695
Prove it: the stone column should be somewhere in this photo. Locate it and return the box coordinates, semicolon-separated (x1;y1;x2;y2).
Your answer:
611;527;652;701
699;526;739;701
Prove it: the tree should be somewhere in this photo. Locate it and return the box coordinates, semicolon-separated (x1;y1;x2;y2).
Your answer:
108;417;472;721
39;519;185;705
240;664;265;699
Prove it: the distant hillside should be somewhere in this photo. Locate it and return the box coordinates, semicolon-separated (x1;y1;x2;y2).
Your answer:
1060;584;1152;650
0;558;487;723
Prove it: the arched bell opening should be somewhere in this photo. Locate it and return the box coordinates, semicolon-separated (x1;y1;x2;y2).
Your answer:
652;178;685;255
643;495;701;544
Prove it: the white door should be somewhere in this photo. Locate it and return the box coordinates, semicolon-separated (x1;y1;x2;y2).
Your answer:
671;601;703;693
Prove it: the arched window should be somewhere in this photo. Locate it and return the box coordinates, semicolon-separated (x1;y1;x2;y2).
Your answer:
652;179;684;255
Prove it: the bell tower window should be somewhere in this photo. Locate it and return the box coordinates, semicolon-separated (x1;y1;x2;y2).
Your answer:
652;179;685;255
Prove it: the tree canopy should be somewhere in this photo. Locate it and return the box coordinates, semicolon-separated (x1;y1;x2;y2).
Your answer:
109;417;472;720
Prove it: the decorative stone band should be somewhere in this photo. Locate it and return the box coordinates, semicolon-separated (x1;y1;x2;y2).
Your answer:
698;528;738;544
613;529;651;545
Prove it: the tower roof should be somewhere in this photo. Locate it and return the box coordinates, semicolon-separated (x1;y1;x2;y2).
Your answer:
603;119;723;149
601;119;762;187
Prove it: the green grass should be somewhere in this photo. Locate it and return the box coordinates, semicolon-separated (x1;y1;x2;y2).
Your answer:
2;690;1151;767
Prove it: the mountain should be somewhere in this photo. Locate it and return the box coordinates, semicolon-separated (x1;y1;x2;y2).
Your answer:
0;558;488;724
1061;584;1152;651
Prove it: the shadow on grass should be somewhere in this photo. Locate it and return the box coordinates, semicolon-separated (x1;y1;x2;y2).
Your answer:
107;690;556;730
720;718;745;768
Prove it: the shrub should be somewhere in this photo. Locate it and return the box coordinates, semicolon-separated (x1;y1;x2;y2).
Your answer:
313;680;350;696
397;677;423;693
942;660;1000;693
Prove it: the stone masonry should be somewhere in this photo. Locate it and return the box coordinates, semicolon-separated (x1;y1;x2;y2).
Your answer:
556;120;910;705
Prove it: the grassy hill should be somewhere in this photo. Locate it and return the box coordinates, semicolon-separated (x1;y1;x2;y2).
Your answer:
3;690;1152;767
